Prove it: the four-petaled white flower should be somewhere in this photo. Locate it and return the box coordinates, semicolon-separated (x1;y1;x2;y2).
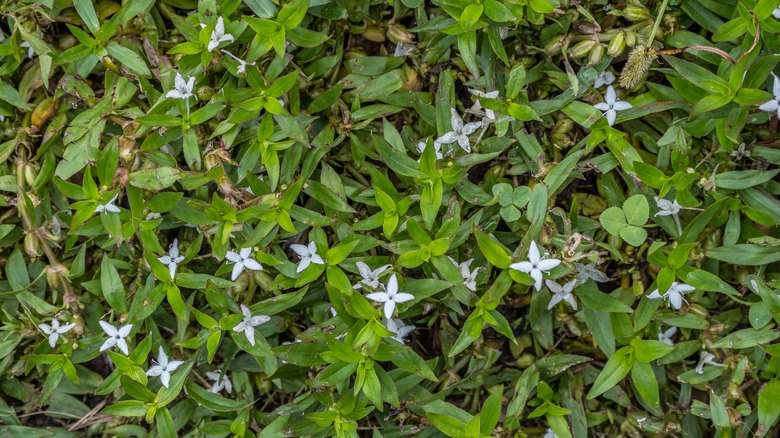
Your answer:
417;140;444;161
99;321;133;355
509;240;562;292
449;257;480;292
594;70;616;88
353;262;392;290
695;351;724;374
574;262;609;285
206;370;233;394
546;279;578;310
468;89;499;122
435;108;482;153
647;281;695;310
366;273;414;319
658;325;677;346
654;196;681;216
208;17;235;52
382;318;415;344
221;49;254;74
758;73;780;118
146;347;183;388
158;238;185;280
38;319;76;348
232;304;270;346
290;242;325;273
225;247;263;281
166;73;196;100
593;85;632;126
96;194;120;214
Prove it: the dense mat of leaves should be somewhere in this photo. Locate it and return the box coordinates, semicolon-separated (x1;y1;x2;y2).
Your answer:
1;0;780;436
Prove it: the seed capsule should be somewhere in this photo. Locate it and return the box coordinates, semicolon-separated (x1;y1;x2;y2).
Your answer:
607;32;626;57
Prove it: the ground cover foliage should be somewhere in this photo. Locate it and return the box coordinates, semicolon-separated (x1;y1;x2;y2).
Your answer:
0;0;780;436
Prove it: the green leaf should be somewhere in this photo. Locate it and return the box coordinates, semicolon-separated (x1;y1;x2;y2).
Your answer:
74;0;100;33
630;339;674;363
758;379;780;436
587;346;634;399
599;206;627;235
622;195;649;226
100;256;127;313
475;229;511;269
106;43;151;76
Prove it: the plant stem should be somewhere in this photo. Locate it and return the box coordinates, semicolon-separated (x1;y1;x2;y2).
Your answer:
646;0;670;47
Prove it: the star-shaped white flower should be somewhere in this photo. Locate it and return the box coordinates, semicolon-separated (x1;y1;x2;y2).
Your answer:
382;318;415;344
758;73;780;118
654;196;681;216
509;240;562;292
99;321;133;355
96;194;120;213
206;370;233;394
158;238;185;280
593;85;632;126
289;242;325;273
647;281;695;310
695;351;724;374
546;279;578;310
146;347;183;388
658;325;677;346
221;50;254;74
468;89;499;122
225;247;263;281
39;319;76;348
449;257;480;292
208;17;235;52
366;273;414;319
435;108;482;153
574;262;609;285
166;73;196;100
232;304;270;346
417;140;444;161
594;70;616;88
353;262;392;290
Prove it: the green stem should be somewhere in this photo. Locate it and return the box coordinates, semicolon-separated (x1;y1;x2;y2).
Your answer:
646;0;670;47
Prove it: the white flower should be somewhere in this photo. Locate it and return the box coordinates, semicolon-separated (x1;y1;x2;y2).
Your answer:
158;238;185;280
289;242;325;273
654;196;681;216
435;108;482;153
145;212;162;221
594;70;616;88
574;262;609;285
232;304;270;346
208;17;235;52
225;247;263;281
774;6;780;19
20;41;35;59
394;42;415;57
448;257;480;291
658;325;677;346
206;371;233;394
593;85;632;126
353;262;392;289
546;279;578;310
468;89;499;122
38;319;76;348
366;273;414;319
221;49;254;74
99;321;133;355
166;73;196;100
647;281;695;310
509;240;562;292
544;429;559;438
695;351;724;374
146;347;183;388
417;140;444;161
382;318;415;344
758;73;780;118
95;194;120;214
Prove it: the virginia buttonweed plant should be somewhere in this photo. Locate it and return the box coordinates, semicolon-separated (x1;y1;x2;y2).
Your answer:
1;0;780;437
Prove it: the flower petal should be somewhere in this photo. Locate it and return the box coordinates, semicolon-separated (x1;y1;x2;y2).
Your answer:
457;135;471;153
509;261;533;273
249;315;270;326
243;259;263;271
48;333;59;348
99;320;118;337
547;293;563;310
605;109;617;126
244;327;256;346
147;365;164;377
160;371;171;388
612;101;632;111
383;300;396;319
393;292;414;303
310;254;325;265
536;258;561;272
605;85;617;104
527;241;541;264
116;338;129;355
225;251;242;262
297;257;312;273
758;100;779;112
231;262;245;281
100;337;116;352
593;102;610;111
289;244;309;256
366;292;389;303
118;324;133;338
449;108;463;132
530;269;544;292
